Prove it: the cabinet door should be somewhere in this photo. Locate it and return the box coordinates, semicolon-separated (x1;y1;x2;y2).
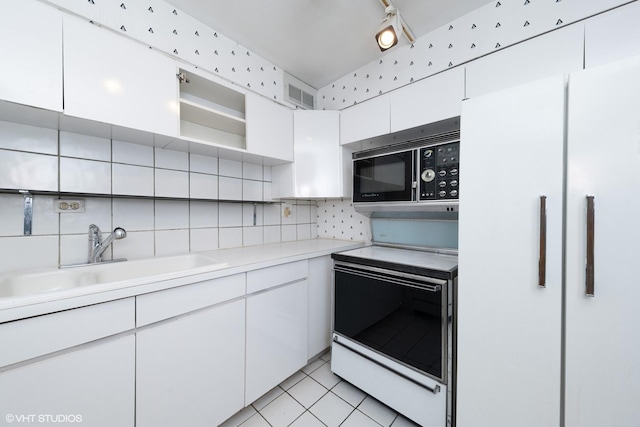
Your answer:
466;25;583;99
136;299;245;427
294;110;344;198
246;280;308;404
340;95;390;145
584;1;640;69
457;76;565;426
63;16;178;137
246;93;293;162
564;55;640;427
0;335;135;427
390;67;464;132
0;1;62;111
307;256;333;358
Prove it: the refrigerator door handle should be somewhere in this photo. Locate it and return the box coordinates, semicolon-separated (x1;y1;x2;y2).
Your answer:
539;195;547;287
586;195;595;297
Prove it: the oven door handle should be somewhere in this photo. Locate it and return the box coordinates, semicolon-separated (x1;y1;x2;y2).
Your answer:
333;336;442;394
334;263;444;292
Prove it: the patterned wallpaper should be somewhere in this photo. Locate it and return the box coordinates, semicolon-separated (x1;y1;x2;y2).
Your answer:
42;0;289;105
317;0;631;110
316;199;372;243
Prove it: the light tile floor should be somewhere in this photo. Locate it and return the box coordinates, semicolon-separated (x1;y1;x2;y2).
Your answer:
220;352;420;427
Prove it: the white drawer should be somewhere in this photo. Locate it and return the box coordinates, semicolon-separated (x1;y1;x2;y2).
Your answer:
136;274;245;326
246;260;308;294
0;297;134;368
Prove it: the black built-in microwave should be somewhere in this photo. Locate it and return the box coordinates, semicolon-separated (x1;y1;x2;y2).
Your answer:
353;136;460;209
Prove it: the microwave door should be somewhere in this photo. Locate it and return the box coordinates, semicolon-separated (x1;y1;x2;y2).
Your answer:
353;151;414;203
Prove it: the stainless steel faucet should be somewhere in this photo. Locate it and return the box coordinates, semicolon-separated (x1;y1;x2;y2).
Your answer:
88;224;127;263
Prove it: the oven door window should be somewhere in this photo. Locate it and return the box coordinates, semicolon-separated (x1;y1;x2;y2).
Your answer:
353;151;413;202
334;266;445;381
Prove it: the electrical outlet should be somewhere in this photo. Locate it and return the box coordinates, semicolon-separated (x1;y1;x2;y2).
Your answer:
54;199;85;213
282;203;293;218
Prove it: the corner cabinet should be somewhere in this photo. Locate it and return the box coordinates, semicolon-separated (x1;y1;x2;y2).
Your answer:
272;110;352;198
340;94;390;145
1;1;63;112
458;56;640;427
246;92;294;162
62;15;179;137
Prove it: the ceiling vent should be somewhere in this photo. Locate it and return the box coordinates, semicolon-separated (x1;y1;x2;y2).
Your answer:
283;72;316;109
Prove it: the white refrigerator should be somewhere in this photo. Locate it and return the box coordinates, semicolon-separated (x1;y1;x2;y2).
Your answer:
457;55;640;426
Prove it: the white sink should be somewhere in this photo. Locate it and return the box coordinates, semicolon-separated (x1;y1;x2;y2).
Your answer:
0;254;229;299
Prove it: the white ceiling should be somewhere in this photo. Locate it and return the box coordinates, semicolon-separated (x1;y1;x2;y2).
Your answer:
164;0;491;89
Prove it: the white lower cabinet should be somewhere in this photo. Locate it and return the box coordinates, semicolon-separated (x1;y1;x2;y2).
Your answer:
0;335;135;427
245;280;308;404
307;256;333;358
136;299;245;427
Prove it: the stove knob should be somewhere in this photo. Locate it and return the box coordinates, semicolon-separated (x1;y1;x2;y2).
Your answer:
450;190;458;197
450;180;458;187
424;149;433;158
439;181;447;188
421;168;436;182
450;168;458;176
438;170;447;177
439;190;447;198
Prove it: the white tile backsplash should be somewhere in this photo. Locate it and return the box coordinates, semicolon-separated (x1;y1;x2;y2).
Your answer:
59;131;111;161
219;203;243;227
155;168;189;198
190;201;218;228
113;140;154;167
112;164;154;196
0;128;319;273
243;226;264;247
190;172;219;200
0;121;57;155
60;197;112;235
243;162;263;180
219;227;243;249
219;158;242;178
112;230;155;260
155;229;190;256
219;176;243;200
190;153;218;175
154;200;189;230
0;150;58;191
113;199;155;231
60;157;111;194
243;179;263;201
190;227;219;252
155;148;189;171
0;236;59;273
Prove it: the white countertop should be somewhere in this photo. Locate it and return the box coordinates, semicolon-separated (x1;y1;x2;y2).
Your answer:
0;239;363;323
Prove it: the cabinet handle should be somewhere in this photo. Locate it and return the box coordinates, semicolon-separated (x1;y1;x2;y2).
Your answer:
586;196;595;297
538;196;547;287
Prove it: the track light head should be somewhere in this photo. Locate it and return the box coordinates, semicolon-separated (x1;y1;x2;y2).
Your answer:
375;2;415;52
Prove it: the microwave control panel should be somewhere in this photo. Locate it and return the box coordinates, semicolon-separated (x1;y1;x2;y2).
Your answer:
419;142;459;200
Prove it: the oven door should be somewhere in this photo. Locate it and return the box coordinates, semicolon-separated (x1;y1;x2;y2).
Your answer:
353;150;414;203
333;261;447;383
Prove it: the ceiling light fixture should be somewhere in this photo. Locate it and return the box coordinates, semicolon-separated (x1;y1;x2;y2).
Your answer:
375;0;415;52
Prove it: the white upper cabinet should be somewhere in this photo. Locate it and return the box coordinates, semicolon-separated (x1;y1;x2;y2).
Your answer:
584;1;640;69
340;94;390;145
245;92;294;162
390;67;464;132
272;110;351;199
63;16;179;137
466;25;584;99
0;1;62;111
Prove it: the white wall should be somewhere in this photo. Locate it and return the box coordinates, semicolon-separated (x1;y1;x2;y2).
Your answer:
317;0;632;110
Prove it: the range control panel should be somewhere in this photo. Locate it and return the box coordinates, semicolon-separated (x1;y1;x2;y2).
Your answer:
419;142;460;201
